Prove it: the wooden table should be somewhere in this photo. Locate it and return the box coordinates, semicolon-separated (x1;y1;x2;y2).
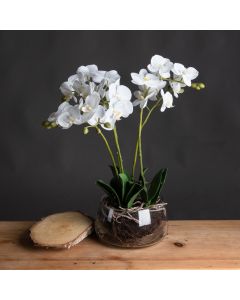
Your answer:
0;220;240;269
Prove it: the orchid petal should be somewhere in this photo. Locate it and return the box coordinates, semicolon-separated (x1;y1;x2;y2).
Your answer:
186;67;199;80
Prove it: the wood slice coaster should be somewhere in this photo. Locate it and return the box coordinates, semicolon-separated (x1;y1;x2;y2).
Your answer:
30;211;93;249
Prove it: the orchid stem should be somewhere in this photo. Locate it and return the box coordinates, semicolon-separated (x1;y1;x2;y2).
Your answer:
132;140;139;178
95;126;118;175
142;99;161;128
132;100;161;178
113;126;124;173
138;108;144;179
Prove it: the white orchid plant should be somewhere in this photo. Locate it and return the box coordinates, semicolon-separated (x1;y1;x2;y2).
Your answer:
43;55;205;209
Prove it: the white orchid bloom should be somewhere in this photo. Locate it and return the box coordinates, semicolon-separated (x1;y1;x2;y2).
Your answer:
131;69;166;89
100;84;133;130
59;74;79;102
81;92;100;113
48;102;70;122
160;90;174;112
113;100;133;119
57;106;83;129
77;64;105;83
96;80;108;99
147;55;173;78
107;82;133;121
107;82;132;105
100;99;133;131
67;74;79;84
169;81;185;98
59;82;73;100
172;63;199;87
104;70;120;85
87;105;106;126
133;89;156;109
100;107;116;130
48;102;82;129
73;80;96;99
81;92;101;123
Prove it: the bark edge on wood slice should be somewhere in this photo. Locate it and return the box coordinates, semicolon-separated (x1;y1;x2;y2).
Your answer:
30;211;93;249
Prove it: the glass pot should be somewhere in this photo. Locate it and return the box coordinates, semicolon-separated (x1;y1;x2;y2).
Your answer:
95;198;167;248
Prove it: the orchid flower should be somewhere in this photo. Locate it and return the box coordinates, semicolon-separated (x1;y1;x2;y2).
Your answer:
131;69;166;89
77;64;105;83
133;88;156;109
172;63;199;87
48;102;83;129
59;75;79;101
100;100;133;130
81;92;101;124
160;90;174;112
87;105;106;126
107;82;132;105
170;81;184;98
147;55;173;78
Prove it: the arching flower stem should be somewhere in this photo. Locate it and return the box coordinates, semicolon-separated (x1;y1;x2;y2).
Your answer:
113;126;124;173
95;126;118;175
132;99;162;178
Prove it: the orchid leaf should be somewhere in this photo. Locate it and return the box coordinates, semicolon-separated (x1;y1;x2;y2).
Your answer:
96;179;120;206
125;182;141;203
118;173;129;201
148;168;167;205
139;168;149;203
127;187;144;209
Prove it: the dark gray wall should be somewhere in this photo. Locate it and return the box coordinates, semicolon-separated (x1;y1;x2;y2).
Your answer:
0;31;239;220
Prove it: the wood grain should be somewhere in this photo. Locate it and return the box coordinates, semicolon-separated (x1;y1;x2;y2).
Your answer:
0;221;240;269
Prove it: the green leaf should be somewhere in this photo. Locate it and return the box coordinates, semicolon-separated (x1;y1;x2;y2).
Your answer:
125;171;134;182
125;182;141;203
141;184;148;203
158;168;167;195
96;180;120;206
118;173;129;201
110;176;121;195
138;168;148;184
148;168;167;205
127;188;144;208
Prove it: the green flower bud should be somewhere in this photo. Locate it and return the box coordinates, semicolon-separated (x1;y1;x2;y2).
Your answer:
191;83;197;88
199;83;205;89
42;120;50;128
51;122;58;128
83;127;89;135
104;122;112;129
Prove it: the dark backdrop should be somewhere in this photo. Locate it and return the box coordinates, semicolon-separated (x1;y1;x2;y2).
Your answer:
0;31;239;220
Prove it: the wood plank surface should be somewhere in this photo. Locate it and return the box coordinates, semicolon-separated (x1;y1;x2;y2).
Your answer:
0;220;240;269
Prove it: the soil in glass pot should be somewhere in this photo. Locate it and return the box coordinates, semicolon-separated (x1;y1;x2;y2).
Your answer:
95;198;167;248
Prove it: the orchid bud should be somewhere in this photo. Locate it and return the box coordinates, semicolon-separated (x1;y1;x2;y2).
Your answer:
51;122;58;128
83;127;89;135
191;83;197;88
104;123;112;129
42;120;50;128
191;82;205;90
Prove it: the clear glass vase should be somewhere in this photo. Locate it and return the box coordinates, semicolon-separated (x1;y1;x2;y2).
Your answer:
95;198;168;248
